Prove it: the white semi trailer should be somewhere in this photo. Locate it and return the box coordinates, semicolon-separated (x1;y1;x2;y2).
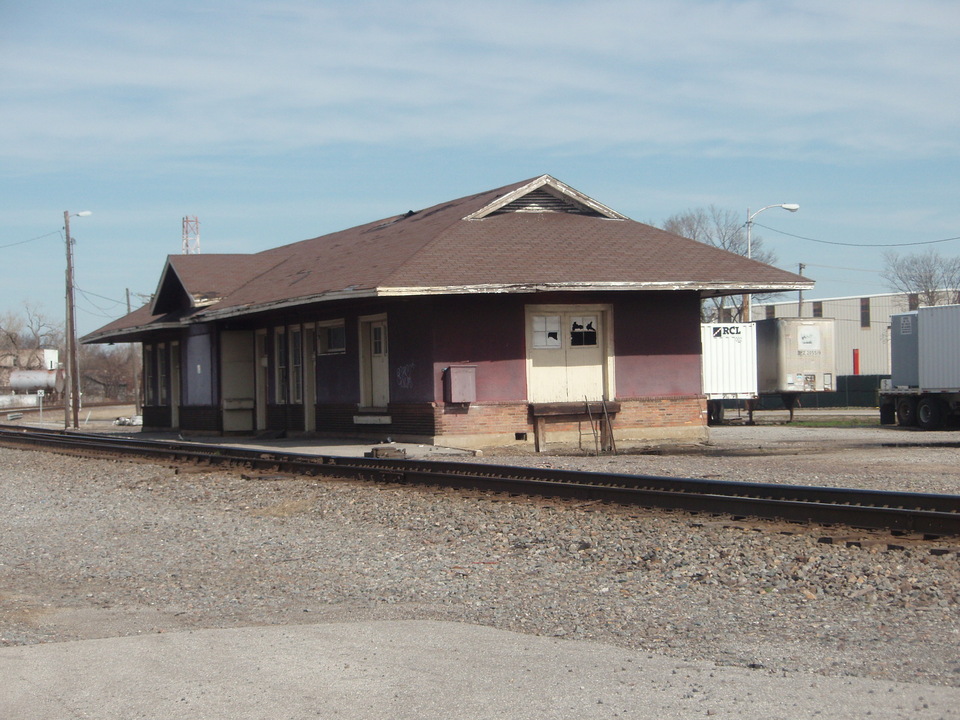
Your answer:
701;318;837;424
700;322;756;424
880;304;960;430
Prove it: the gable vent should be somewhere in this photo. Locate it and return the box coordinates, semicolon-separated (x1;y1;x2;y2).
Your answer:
490;188;604;216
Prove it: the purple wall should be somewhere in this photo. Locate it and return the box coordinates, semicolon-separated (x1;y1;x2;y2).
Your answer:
429;296;527;402
388;301;438;402
613;292;703;397
243;291;704;408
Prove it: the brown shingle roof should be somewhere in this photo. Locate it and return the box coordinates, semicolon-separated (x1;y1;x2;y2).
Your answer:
84;175;811;342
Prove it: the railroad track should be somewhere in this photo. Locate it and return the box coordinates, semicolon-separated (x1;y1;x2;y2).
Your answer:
1;424;959;538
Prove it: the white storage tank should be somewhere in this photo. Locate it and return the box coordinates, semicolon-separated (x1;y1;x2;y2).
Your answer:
755;318;836;395
9;369;64;393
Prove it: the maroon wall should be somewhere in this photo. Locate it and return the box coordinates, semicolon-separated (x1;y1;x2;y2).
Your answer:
387;300;439;402
612;292;703;398
230;291;704;411
428;296;527;402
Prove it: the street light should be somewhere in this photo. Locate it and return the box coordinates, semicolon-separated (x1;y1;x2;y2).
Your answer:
64;210;91;429
742;203;799;321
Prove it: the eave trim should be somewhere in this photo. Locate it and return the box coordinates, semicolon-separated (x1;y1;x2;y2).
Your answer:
193;280;814;321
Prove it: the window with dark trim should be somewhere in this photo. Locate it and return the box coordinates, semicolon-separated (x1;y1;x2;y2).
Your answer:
765;305;776;320
860;297;871;328
812;301;823;318
318;321;346;354
908;293;919;311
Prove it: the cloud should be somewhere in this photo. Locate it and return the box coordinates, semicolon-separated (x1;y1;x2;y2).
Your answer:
2;0;959;171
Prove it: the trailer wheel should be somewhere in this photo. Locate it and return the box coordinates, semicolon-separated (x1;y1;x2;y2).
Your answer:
916;397;945;430
896;397;917;427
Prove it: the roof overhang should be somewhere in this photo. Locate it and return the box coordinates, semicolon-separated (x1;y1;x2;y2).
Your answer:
81;320;184;345
191;280;814;322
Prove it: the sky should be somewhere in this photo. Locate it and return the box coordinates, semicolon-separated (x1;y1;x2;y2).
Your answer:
2;0;959;337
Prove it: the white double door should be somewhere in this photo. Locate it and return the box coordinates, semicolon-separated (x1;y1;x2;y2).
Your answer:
526;305;611;403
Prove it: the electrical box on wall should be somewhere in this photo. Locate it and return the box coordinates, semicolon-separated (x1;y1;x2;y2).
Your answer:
444;365;477;403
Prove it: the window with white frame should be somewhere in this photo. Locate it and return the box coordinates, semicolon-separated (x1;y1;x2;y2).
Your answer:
274;328;288;404
532;315;562;348
143;344;156;405
569;316;598;347
157;344;168;405
290;327;303;404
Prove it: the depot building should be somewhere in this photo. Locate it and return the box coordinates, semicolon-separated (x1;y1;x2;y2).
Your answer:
83;175;810;449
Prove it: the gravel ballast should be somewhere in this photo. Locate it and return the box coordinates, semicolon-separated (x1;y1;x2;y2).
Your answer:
1;424;959;689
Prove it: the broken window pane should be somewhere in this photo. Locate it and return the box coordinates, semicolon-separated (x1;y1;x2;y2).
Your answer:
533;315;562;348
570;316;598;347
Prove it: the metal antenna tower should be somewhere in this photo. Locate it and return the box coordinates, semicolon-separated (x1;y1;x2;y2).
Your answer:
182;216;200;254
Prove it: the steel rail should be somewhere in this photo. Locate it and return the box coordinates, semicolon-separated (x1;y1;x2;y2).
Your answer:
1;425;958;536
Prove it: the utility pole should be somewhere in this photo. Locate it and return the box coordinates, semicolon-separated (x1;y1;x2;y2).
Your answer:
797;263;806;316
63;210;90;429
64;211;80;429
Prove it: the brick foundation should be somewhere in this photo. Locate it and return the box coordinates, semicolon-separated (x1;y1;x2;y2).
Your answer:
430;396;707;448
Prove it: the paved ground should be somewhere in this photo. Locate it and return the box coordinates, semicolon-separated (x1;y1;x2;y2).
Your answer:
4;621;958;720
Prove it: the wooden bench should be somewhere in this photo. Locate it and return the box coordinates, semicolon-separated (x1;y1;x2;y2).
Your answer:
530;401;620;453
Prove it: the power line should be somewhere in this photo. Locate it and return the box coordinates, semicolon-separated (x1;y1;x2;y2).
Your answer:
755;222;960;248
801;262;881;274
0;229;62;249
75;285;126;306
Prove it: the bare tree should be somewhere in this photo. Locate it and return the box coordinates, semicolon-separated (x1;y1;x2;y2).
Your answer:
0;305;62;366
881;249;960;307
79;344;137;402
0;310;25;353
662;206;779;321
22;303;62;349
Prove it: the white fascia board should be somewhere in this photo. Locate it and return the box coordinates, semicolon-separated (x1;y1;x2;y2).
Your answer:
192;280;814;321
376;281;814;296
